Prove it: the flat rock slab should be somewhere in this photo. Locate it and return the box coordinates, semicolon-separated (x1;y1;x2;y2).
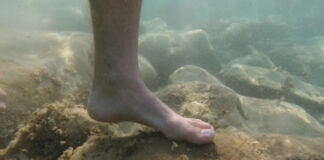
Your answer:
61;130;324;160
240;96;324;137
220;64;324;117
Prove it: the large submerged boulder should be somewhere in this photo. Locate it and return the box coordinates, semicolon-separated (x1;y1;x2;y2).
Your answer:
202;18;289;64
168;65;222;85
140;18;169;34
228;52;276;69
220;63;324;119
266;37;324;88
139;29;219;84
156;82;246;128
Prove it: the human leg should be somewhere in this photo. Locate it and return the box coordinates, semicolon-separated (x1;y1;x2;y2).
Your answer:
87;0;215;144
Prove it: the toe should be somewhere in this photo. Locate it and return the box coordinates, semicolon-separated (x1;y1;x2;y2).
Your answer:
162;116;215;144
187;118;212;129
185;126;215;144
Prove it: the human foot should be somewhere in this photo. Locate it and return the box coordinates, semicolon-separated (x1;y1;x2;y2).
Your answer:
0;88;7;111
87;80;215;144
88;0;214;144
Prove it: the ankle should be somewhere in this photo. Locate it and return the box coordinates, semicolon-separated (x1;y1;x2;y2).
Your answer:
93;72;144;90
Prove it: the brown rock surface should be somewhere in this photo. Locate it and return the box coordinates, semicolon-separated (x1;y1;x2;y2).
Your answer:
0;102;116;160
59;130;324;160
1;82;323;160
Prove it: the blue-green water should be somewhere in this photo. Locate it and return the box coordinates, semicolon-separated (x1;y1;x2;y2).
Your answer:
0;0;323;159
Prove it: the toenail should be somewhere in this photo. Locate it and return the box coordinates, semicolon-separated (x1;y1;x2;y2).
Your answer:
201;129;214;135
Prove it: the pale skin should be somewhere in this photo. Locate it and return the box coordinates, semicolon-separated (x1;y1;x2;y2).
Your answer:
87;0;215;144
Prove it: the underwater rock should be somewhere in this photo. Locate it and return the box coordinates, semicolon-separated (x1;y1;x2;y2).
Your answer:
0;32;94;148
178;29;219;73
220;64;324;118
61;133;218;160
219;64;282;99
138;31;173;83
0;31;63;60
241;96;324;137
54;129;324;160
139;29;219;84
168;70;324;136
156;82;245;128
0;31;94;81
1;82;323;160
214;130;324;160
202;18;289;64
0;58;68;149
168;65;222;85
138;55;158;89
228;52;276;69
267;38;324;88
140;17;168;34
0;102;116;160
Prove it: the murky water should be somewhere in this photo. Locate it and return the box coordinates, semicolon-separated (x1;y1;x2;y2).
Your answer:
0;0;323;159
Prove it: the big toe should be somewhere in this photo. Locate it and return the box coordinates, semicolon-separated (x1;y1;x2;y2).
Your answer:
165;117;215;144
185;124;215;144
187;118;212;129
186;118;215;144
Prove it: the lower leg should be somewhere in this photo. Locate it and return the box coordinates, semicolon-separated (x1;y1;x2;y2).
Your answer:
87;0;215;144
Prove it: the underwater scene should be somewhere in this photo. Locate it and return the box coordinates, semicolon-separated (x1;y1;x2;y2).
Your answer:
0;0;324;159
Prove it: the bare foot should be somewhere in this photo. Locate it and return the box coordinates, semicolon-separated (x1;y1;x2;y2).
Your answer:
88;0;214;145
0;88;7;111
87;80;215;144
